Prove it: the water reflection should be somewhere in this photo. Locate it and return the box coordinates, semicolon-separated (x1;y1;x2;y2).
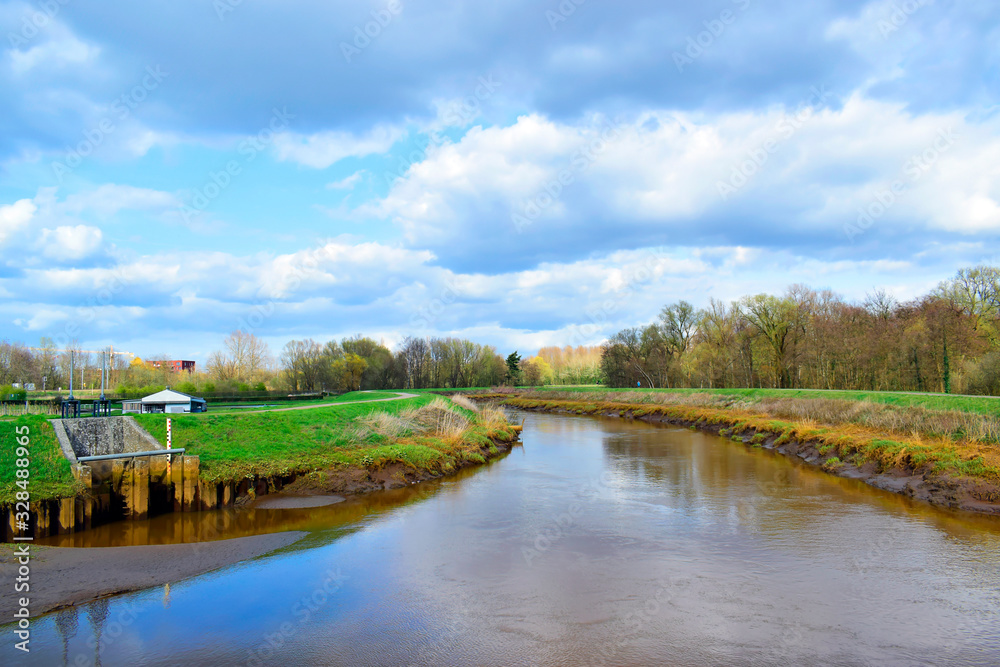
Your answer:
38;455;512;549
6;412;1000;666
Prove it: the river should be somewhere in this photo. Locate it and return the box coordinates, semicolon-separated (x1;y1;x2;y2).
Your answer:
6;411;1000;665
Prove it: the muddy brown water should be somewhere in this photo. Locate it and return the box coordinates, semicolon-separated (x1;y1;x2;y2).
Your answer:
5;412;1000;666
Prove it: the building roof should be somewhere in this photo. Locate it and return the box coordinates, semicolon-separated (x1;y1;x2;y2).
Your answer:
140;388;206;404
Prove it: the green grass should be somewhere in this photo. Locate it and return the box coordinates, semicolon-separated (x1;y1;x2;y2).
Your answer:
133;394;518;485
0;416;82;505
527;386;1000;416
2;391;514;504
199;390;405;414
134;395;433;482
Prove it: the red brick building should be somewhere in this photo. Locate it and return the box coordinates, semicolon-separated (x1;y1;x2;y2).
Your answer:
151;360;196;374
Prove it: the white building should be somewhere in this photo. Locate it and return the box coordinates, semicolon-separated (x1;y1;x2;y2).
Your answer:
122;388;208;414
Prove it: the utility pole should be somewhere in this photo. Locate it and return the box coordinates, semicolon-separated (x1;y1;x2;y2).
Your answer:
100;349;107;401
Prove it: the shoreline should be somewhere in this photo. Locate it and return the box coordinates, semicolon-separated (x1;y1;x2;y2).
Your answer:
0;428;521;618
0;531;308;618
276;429;521;496
493;396;1000;517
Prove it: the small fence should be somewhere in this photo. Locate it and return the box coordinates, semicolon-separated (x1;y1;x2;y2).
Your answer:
0;402;61;417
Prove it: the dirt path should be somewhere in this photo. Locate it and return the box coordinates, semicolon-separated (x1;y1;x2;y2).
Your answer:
251;391;419;413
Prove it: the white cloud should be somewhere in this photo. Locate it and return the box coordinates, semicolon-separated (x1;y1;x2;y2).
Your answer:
325;172;365;190
0;198;36;244
62;184;180;216
367;95;1000;256
274;126;405;168
18;308;70;331
38;225;104;261
7;33;100;74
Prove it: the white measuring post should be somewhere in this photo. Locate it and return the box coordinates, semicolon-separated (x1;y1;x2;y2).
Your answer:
166;418;172;465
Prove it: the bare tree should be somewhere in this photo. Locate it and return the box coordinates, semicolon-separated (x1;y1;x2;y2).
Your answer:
209;331;272;383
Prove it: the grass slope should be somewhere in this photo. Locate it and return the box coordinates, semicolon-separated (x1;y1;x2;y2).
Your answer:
0;416;82;505
135;394;519;485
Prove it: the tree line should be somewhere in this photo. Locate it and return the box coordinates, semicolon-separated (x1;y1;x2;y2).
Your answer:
280;336;510;391
600;265;1000;395
4;264;997;397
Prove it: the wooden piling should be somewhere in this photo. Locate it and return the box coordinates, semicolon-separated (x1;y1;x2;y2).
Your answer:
72;464;93;530
132;457;150;520
57;498;75;534
171;456;184;512
182;456;199;512
199;481;218;511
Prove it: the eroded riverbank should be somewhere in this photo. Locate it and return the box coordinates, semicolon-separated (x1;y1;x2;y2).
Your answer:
486;394;1000;516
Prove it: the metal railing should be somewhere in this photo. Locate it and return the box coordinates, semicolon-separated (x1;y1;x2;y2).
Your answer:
77;448;186;462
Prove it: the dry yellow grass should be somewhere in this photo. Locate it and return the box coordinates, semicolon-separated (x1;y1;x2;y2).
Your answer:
355;397;472;441
485;392;1000;484
504;390;1000;448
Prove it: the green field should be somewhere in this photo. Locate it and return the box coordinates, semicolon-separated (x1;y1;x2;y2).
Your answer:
189;390;405;414
525;386;1000;416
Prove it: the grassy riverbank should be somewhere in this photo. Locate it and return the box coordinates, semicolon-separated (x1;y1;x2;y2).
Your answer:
1;392;519;506
523;386;1000;417
134;393;519;487
478;388;1000;511
0;416;83;505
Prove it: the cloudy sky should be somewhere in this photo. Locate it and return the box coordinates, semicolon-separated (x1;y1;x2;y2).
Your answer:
1;0;998;363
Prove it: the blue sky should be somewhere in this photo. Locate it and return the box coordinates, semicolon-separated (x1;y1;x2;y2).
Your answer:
1;0;998;363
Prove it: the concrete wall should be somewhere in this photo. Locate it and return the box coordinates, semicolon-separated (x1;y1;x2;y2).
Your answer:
56;416;165;458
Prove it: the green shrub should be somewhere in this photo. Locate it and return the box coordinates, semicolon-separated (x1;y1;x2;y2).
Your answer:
823;457;844;470
0;384;26;401
175;381;198;395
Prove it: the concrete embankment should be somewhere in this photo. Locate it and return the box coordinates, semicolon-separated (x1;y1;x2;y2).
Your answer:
2;416;211;540
490;395;1000;517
